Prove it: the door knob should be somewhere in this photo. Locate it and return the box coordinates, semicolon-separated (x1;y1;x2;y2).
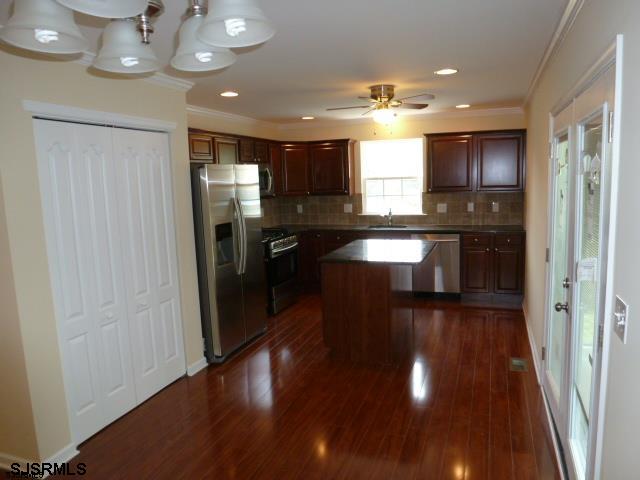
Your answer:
555;302;569;313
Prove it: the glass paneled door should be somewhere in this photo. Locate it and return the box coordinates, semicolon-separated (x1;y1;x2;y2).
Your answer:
544;63;617;480
544;126;573;427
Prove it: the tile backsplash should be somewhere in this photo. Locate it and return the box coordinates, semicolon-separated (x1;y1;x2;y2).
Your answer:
262;192;523;227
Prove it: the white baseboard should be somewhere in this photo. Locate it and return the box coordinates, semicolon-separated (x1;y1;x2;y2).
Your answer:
0;442;78;478
523;311;566;480
187;356;207;376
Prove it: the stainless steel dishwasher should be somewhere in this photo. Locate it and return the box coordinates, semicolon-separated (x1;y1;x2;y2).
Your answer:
411;233;460;294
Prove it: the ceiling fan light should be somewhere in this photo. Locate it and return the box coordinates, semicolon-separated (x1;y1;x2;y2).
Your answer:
55;0;148;19
373;107;397;125
0;0;87;54
198;0;275;48
93;20;159;74
171;13;237;72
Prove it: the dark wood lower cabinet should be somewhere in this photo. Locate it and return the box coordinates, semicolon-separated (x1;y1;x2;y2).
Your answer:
462;247;492;293
462;233;525;295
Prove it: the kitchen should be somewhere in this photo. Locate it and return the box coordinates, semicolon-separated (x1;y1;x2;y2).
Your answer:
0;1;638;479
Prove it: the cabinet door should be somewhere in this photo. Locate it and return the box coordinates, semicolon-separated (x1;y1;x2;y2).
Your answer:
427;134;474;192
298;231;323;290
214;137;239;165
270;143;283;195
239;138;255;163
189;133;214;162
310;142;349;194
282;144;310;195
475;132;525;191
461;247;492;293
493;246;523;293
254;141;269;164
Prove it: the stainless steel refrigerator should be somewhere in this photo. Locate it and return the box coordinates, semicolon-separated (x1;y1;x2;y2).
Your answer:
191;164;267;363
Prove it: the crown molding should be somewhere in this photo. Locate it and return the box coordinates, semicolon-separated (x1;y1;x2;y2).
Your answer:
524;0;585;105
276;106;525;131
74;51;194;92
187;104;278;130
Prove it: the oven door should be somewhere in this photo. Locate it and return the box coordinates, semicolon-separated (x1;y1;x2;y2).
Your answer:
258;163;275;197
267;247;298;286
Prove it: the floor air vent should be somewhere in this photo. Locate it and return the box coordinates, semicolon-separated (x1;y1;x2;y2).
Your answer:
509;357;529;372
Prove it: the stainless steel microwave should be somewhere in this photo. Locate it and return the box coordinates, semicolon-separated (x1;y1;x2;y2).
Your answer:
258;163;275;197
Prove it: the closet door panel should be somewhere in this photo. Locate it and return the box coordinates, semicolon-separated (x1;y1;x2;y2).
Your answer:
34;120;136;443
75;124;137;424
113;129;185;400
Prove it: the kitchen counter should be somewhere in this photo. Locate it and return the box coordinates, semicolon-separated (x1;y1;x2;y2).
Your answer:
319;239;436;265
280;224;525;234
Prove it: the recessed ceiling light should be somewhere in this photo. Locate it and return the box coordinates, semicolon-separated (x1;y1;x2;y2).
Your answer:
301;116;315;120
456;104;471;109
220;91;239;97
435;68;459;76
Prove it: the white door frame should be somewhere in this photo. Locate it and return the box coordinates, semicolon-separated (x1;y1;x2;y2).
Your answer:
543;35;623;480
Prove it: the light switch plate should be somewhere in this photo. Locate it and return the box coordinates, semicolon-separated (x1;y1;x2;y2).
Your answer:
492;201;500;213
437;203;447;214
467;202;475;213
344;203;353;213
296;204;303;214
614;295;629;344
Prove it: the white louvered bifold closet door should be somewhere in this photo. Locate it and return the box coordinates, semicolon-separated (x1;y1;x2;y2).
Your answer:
34;119;185;444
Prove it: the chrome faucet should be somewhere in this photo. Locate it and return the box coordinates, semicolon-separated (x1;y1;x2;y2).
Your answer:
384;208;393;226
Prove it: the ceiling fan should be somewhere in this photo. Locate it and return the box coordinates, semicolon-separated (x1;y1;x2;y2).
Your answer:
327;84;435;124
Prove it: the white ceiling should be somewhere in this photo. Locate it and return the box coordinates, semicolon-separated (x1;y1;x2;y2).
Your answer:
0;0;568;123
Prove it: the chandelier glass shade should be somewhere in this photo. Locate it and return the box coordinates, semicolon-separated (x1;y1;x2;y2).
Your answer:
171;13;237;72
0;0;87;54
93;20;160;74
198;0;275;48
55;0;148;19
373;106;397;125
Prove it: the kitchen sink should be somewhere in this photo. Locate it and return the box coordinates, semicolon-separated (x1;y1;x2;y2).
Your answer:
367;225;409;229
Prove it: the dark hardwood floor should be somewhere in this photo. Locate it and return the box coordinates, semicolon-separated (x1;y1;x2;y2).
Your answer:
54;294;560;480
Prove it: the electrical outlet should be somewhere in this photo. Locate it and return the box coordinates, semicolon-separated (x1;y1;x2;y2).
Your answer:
296;204;303;214
467;202;474;213
437;203;447;214
343;203;353;213
614;295;629;344
492;201;500;213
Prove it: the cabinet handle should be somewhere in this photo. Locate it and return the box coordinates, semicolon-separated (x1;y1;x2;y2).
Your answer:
495;248;499;252
474;238;479;242
485;248;490;252
507;238;511;243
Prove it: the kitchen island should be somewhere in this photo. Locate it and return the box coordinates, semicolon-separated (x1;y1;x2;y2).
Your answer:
320;239;435;365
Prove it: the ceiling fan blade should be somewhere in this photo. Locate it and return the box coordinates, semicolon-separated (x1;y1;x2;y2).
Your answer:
327;105;371;111
399;103;429;110
358;96;377;102
397;93;435;102
361;107;376;116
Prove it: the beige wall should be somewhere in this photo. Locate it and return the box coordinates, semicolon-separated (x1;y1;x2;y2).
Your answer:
0;48;202;461
188;110;280;139
524;0;640;477
0;176;39;462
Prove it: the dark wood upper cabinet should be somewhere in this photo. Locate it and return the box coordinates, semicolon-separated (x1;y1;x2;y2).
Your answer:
427;135;474;192
269;142;283;195
239;138;255;163
214;137;239;165
476;132;525;191
426;130;526;192
189;133;215;162
282;143;311;195
254;141;269;163
309;141;351;195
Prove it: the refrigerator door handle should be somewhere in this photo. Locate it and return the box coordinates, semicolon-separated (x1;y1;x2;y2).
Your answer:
237;199;248;275
232;198;243;275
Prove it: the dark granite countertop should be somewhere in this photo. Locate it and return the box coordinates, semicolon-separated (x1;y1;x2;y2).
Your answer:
319;239;437;265
279;224;525;234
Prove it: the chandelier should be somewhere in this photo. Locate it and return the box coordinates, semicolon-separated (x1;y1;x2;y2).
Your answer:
0;0;275;74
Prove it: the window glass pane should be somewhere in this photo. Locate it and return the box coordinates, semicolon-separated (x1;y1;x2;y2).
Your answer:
366;196;384;214
366;179;383;196
384;179;402;196
402;179;420;196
